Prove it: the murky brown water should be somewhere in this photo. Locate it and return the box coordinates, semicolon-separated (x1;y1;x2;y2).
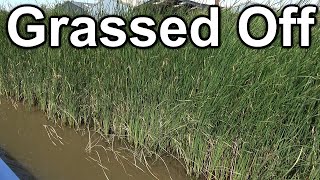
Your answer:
0;97;189;180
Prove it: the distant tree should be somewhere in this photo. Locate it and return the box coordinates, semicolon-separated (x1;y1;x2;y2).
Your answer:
50;1;90;16
0;8;7;14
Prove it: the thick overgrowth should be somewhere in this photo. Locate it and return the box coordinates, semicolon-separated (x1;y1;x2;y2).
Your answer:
0;6;319;179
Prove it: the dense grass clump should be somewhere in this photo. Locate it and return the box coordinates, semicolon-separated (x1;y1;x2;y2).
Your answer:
0;5;320;179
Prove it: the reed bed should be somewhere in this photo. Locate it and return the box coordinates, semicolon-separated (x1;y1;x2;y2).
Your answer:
0;5;319;179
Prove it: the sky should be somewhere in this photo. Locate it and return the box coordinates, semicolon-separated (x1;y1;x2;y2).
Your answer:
0;0;319;10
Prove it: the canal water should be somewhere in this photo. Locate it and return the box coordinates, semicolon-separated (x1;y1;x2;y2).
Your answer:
0;97;188;180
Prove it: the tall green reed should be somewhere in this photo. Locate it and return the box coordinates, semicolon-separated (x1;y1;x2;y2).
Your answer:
0;4;319;179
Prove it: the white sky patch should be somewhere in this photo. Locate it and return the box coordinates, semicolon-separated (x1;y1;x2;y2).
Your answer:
190;0;320;7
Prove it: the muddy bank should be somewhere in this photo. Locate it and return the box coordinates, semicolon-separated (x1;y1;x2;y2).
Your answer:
0;98;189;180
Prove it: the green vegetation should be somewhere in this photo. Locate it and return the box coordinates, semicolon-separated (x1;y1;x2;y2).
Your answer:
0;5;320;179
